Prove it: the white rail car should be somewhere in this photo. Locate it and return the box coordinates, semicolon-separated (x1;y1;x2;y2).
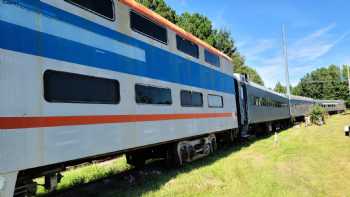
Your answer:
0;0;238;196
317;100;346;114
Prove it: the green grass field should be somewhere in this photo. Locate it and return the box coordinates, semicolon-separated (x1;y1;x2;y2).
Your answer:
40;112;350;197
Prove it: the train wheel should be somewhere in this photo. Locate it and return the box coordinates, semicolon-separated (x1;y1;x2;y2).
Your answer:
209;135;217;152
165;142;184;168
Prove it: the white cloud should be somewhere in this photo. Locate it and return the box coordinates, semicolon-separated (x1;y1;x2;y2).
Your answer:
241;39;275;59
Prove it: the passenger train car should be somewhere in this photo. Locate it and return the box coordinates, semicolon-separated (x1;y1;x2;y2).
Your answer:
0;0;239;196
234;74;291;135
317;100;346;114
290;95;315;120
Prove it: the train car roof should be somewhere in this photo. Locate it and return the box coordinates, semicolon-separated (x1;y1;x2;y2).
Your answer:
316;99;345;104
119;0;232;62
233;73;288;98
290;95;315;102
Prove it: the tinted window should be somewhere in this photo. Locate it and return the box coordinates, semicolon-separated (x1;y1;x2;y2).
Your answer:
208;95;223;108
130;11;168;44
192;92;203;107
205;50;220;67
180;90;192;107
180;90;203;107
135;84;172;105
176;35;199;58
44;70;120;104
65;0;114;20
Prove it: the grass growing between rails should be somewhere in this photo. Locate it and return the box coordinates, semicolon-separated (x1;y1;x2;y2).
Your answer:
42;112;350;197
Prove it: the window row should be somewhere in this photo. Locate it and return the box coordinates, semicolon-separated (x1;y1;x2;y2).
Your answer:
44;70;224;108
252;96;287;108
321;104;337;108
65;0;221;67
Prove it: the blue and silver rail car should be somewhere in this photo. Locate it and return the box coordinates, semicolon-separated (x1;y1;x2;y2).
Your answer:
0;0;238;196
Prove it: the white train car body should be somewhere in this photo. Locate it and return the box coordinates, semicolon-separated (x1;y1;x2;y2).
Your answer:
0;0;238;196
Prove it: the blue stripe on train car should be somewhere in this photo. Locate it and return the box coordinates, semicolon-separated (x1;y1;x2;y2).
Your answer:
0;0;235;95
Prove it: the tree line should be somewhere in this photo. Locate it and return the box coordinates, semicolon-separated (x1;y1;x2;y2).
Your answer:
274;65;350;107
136;0;264;85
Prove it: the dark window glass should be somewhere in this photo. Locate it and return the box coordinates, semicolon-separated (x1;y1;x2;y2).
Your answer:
65;0;114;20
44;70;120;104
180;90;203;107
130;11;168;44
180;90;192;107
205;49;220;67
135;84;172;105
208;94;224;108
192;92;203;107
176;35;199;58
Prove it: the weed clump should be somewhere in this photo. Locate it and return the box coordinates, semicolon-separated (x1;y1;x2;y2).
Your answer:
310;105;327;125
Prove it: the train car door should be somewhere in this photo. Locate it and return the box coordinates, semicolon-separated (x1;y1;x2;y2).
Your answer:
234;76;249;134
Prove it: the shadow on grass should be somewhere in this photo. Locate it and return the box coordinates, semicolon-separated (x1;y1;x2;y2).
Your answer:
42;132;278;197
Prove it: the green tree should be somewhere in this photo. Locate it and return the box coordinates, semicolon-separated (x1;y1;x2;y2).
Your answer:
136;0;178;23
294;65;349;101
235;65;264;86
274;82;287;94
177;12;213;41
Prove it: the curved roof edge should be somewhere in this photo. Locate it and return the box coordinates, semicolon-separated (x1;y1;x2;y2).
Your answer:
119;0;232;61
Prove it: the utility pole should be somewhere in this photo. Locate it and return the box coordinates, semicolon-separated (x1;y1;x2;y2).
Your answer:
282;24;292;115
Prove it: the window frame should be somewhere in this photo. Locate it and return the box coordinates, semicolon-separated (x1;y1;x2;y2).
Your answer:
208;94;224;108
135;83;172;105
176;35;199;59
204;49;221;67
130;10;168;45
180;90;203;107
43;70;120;105
64;0;116;21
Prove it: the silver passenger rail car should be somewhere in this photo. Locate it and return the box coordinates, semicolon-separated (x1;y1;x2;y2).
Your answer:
317;100;346;114
290;95;315;121
0;0;239;196
233;74;291;135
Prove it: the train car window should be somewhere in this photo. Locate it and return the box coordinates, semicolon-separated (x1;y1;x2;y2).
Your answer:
180;91;203;107
176;35;199;58
180;90;192;107
205;50;220;67
192;92;203;107
130;11;168;44
44;70;120;104
208;94;224;108
65;0;115;20
135;84;172;105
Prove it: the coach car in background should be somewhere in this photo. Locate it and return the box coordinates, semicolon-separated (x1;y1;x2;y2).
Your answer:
234;74;291;135
290;95;315;120
317;100;346;114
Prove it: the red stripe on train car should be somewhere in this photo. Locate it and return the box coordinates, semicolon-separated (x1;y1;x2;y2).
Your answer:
0;112;235;129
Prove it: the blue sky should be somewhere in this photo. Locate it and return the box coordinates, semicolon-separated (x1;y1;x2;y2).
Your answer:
165;0;350;88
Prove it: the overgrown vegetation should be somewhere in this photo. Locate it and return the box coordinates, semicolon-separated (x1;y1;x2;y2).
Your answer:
40;112;350;197
135;0;264;85
310;105;327;125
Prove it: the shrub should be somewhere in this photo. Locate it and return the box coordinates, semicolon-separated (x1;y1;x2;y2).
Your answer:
346;99;350;109
310;105;327;125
